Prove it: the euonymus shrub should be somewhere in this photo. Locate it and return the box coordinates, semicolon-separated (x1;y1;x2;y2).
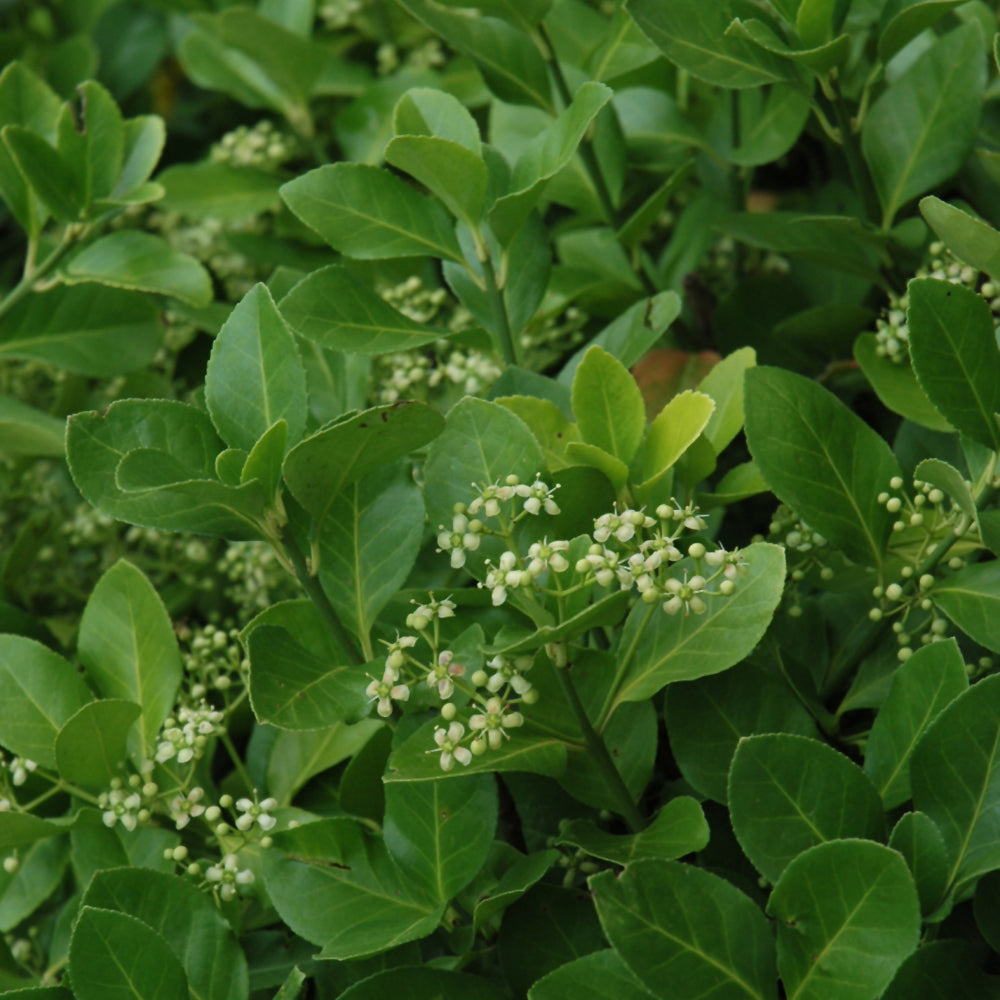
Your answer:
4;1;1000;998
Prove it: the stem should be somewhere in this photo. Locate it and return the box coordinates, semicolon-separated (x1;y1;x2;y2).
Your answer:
551;645;645;833
482;252;518;366
0;227;79;323
282;531;364;665
825;82;880;227
219;731;254;793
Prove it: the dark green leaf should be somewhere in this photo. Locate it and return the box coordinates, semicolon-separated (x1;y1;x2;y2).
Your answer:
932;560;1000;652
2;125;81;221
882;939;1000;1000
878;0;968;64
888;812;950;916
157;162;282;220
55;701;141;787
529;949;656;1000
0;395;65;457
337;968;508;1000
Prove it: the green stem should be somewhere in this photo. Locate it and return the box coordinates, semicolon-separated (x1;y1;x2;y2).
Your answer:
219;731;255;793
550;643;645;833
482;252;518;366
826;83;880;227
283;531;364;665
0;227;79;323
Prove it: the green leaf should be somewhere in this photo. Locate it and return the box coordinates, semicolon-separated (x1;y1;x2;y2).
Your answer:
241;420;288;502
431;0;551;31
933;559;1000;652
610;542;786;710
906;277;1000;450
471;846;559;933
728;734;885;883
591;859;778;1000
727;18;850;74
263;818;444;959
0;395;65;457
563;441;630;490
557;797;708;865
854;333;954;433
82;867;248;1000
384;135;488;229
0;813;66;851
0;635;92;768
205;283;308;453
862;23;985;225
489;81;613;244
665;660;819;803
626;0;796;88
318;464;425;644
56;81;124;211
864;638;968;809
337;968;508;1000
730;84;812;167
911;673;1000;895
2;125;81;221
878;0;967;63
282;402;444;528
157;162;283;220
744;366;901;569
393;87;482;153
279;264;454;354
383;774;497;903
572;346;646;465
495;396;580;472
281;163;464;262
767;840;921;1000
112;115;165;202
882;939;1000;1000
529;949;656;1000
55;701;141;787
69;906;188;1000
0;835;68;933
61;231;211;307
888;812;950;916
0;283;161;377
697;346;755;453
77;561;181;756
637;390;715;489
920;196;1000;283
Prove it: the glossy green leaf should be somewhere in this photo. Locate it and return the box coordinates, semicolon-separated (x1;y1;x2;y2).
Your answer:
878;0;967;63
907;277;1000;450
318;464;424;644
729;734;885;883
56;81;124;210
110;114;164;202
158;162;283;220
592;859;778;1000
61;231;211;307
69;906;188;1000
610;542;786;710
280;264;454;354
862;23;985;225
281;163;463;262
933;559;1000;652
205;283;308;453
383;774;497;903
393;87;482;153
637;390;715;489
727;18;850;74
283;402;443;528
864;638;967;808
920;196;1000;283
854;333;954;432
0;283;161;377
0;635;92;768
263;817;444;959
338;968;508;1000
911;674;1000;895
529;949;656;1000
2;125;81;221
55;701;141;788
627;0;795;88
572;346;645;465
0;395;65;457
564;441;630;489
767;840;920;1000
745;366;901;569
882;939;1000;1000
888;811;950;916
77;560;181;756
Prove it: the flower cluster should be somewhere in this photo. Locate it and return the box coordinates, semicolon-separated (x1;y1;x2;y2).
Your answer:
100;769;158;833
154;702;226;765
210;120;299;171
180;623;249;699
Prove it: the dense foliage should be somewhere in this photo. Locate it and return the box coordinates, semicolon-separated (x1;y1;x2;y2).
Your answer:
4;0;1000;997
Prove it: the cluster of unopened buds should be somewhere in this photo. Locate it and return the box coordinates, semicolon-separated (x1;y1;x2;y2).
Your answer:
154;701;226;765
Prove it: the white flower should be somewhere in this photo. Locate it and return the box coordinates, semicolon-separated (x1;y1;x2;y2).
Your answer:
483;551;523;606
469;696;525;750
485;654;533;696
366;667;411;717
205;852;255;900
425;650;464;699
662;574;708;616
514;477;560;516
170;787;206;830
384;634;418;672
526;539;570;577
235;795;278;833
436;514;482;568
432;722;472;770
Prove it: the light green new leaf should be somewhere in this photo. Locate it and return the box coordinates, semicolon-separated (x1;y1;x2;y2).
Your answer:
82;867;249;1000
878;0;967;63
281;162;463;261
158;162;283;220
907;277;1000;450
489;81;613;245
0;283;161;377
0;635;92;768
864;639;967;809
572;345;645;465
282;402;444;528
862;23;985;226
318;464;424;644
280;264;454;354
77;560;182;756
888;812;950;916
557;797;708;865
385;135;488;229
0;395;64;457
55;701;141;788
393;87;481;153
592;859;778;1000
383;774;497;903
911;673;1000;895
610;542;786;711
729;734;885;883
495;396;580;472
62;231;211;307
205;283;308;452
263;817;444;959
920;196;1000;283
69;907;188;1000
744;366;901;569
697;346;755;453
529;949;656;1000
768;840;920;1000
637;390;715;489
933;560;1000;651
627;0;795;88
564;441;630;490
